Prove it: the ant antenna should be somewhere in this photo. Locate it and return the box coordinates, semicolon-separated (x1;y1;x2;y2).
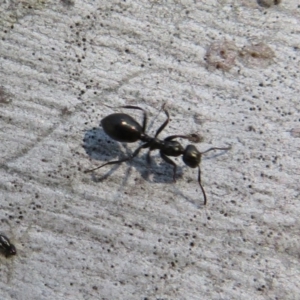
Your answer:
197;166;207;205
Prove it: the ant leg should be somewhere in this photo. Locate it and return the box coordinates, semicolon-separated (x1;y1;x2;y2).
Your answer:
154;106;170;138
165;134;203;144
106;105;148;133
85;143;147;173
160;152;177;182
164;134;191;142
201;146;231;155
197;166;207;206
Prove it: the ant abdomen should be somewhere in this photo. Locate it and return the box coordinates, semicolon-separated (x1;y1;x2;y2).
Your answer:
101;113;143;143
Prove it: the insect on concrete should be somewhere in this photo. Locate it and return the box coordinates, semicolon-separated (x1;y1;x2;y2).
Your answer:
85;105;231;205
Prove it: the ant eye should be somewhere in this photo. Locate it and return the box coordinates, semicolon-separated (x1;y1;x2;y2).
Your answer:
182;145;201;168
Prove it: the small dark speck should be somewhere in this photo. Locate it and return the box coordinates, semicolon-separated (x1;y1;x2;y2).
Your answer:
61;0;75;6
257;0;281;8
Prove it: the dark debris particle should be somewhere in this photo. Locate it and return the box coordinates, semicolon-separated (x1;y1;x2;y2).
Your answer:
257;0;282;8
0;234;17;258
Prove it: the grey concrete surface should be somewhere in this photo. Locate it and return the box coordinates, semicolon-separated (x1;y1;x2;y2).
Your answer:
0;0;300;299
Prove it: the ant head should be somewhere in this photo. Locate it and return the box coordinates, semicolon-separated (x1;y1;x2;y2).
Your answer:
183;145;207;205
182;145;201;168
182;145;207;205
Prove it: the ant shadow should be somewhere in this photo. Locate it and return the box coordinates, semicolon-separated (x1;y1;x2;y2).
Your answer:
82;127;185;185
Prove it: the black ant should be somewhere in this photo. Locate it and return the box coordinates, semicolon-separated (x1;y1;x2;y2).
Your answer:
0;234;17;258
85;105;231;205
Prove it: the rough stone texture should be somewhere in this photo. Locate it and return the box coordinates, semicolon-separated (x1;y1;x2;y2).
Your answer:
0;1;299;299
